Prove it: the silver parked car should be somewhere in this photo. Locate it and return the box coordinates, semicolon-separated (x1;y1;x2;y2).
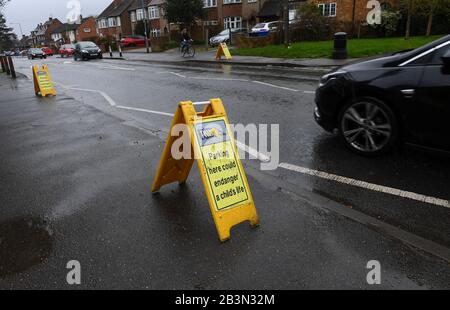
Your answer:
209;28;246;46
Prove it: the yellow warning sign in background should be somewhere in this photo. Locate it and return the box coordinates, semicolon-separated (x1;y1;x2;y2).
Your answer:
33;65;56;97
152;99;259;242
215;43;232;60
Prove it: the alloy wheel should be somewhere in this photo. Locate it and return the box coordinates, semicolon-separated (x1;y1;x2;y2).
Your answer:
341;101;392;153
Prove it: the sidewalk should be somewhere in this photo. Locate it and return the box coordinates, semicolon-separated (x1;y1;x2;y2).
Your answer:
0;74;449;289
107;47;358;69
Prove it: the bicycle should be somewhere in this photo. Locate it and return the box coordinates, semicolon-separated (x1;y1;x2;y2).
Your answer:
180;39;195;58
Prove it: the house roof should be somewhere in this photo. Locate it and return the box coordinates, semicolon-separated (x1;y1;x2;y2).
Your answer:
51;23;78;34
149;0;165;5
98;0;134;19
128;0;151;11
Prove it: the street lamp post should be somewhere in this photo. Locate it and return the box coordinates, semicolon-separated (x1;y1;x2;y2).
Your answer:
10;22;24;38
140;0;151;53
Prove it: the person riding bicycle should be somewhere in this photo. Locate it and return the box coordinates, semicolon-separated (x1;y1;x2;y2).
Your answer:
180;29;191;52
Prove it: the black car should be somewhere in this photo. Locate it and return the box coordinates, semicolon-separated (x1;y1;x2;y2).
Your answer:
73;41;103;61
27;48;46;59
315;34;450;156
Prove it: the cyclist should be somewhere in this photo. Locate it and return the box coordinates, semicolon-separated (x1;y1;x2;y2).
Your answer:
180;29;191;53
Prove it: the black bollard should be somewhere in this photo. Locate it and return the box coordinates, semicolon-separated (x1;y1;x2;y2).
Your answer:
5;56;11;75
332;32;348;60
8;56;16;79
0;56;5;72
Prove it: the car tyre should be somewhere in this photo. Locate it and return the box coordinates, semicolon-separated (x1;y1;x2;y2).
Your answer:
338;97;399;157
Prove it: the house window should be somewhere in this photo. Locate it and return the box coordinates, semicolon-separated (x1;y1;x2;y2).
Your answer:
224;16;242;29
131;11;136;22
223;0;241;4
203;0;217;7
117;17;121;27
151;28;161;37
83;28;91;33
149;6;159;19
136;9;145;21
108;17;117;27
318;3;337;17
248;0;257;3
99;19;108;29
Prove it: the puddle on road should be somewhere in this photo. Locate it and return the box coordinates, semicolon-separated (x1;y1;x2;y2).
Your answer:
0;218;53;278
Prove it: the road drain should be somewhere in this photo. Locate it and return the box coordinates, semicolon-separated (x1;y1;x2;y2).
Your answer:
0;218;53;278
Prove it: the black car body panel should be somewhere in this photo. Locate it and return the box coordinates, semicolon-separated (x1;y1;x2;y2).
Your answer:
314;34;450;153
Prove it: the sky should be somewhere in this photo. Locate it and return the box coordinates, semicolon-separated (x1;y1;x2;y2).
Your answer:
2;0;112;37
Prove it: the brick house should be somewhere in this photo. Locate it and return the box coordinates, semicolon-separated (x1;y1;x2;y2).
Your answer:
51;17;98;45
128;0;169;37
97;0;134;40
310;0;398;28
31;17;63;46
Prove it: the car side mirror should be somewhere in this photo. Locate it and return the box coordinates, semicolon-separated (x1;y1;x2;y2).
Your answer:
441;50;450;66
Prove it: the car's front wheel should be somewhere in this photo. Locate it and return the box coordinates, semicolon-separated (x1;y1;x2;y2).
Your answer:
338;97;399;156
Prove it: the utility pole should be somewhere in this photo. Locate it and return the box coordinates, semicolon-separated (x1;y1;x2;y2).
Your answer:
140;0;151;53
283;0;289;48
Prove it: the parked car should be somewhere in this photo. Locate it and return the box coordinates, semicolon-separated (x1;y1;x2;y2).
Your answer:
27;48;46;59
59;44;75;58
314;35;450;156
120;35;146;48
250;21;281;36
209;28;246;46
73;41;103;61
41;46;54;56
4;51;14;56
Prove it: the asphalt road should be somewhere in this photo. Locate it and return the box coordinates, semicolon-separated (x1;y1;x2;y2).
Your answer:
14;55;450;247
1;55;449;289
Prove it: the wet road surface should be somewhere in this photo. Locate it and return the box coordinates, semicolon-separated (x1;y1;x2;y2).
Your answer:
0;56;448;289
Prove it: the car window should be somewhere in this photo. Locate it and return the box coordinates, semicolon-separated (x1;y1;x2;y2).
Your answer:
428;44;450;65
253;24;265;29
79;42;97;48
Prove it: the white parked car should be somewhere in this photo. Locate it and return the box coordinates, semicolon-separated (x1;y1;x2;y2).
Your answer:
250;21;282;35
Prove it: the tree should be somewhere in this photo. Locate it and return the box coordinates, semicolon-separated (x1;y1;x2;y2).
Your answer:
294;2;330;41
0;0;16;51
404;0;414;39
163;0;205;27
416;0;449;36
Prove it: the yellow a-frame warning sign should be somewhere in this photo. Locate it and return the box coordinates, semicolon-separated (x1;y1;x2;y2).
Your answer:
152;99;259;242
215;43;232;60
33;65;56;97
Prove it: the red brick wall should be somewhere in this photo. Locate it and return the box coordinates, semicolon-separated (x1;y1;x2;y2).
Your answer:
76;17;97;41
222;3;242;17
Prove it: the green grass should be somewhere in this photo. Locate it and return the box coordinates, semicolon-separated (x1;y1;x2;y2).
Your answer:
233;35;444;59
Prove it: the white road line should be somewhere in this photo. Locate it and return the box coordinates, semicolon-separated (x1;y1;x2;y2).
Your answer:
57;84;117;107
252;80;314;94
235;141;271;163
116;105;175;117
253;80;299;92
169;72;186;78
191;77;249;82
97;65;136;71
278;163;450;209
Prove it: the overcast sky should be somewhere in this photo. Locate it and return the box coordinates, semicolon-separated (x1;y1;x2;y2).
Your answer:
3;0;112;36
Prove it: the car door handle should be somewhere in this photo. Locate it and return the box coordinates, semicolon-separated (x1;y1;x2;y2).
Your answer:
401;89;415;97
